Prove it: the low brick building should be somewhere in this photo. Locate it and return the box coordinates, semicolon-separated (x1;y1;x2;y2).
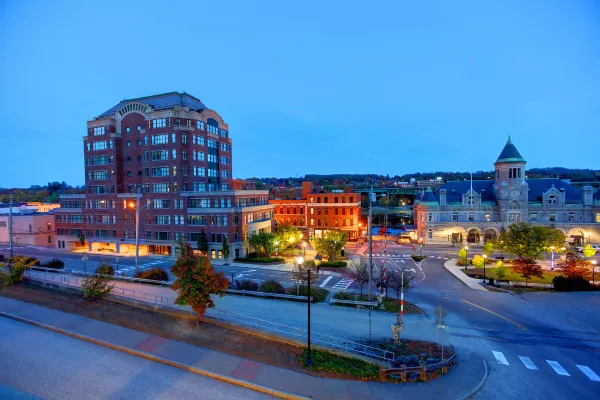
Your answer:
0;213;55;247
271;182;361;240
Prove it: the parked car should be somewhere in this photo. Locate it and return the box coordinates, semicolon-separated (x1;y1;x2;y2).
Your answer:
573;246;584;253
590;244;600;251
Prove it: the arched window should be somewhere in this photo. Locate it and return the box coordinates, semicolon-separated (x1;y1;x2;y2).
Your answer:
548;195;557;205
207;118;219;134
299;207;304;214
428;229;433;239
286;207;290;214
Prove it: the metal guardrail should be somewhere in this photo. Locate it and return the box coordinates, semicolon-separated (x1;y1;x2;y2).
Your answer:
329;298;377;307
24;270;395;364
227;288;313;302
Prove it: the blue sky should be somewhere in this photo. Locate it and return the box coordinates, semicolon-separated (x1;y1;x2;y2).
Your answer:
0;0;598;187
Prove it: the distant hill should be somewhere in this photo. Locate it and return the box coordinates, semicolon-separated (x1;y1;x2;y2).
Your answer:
0;181;83;203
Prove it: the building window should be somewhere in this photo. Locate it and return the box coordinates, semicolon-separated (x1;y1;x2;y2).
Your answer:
172;133;177;143
197;120;205;130
568;213;575;222
548;195;557;205
428;229;433;239
452;212;458;222
172;149;177;159
152;183;170;193
152;150;168;160
508;212;521;223
596;213;600;223
92;141;107;151
468;213;474;222
152;118;167;128
126;141;131;147
151;134;168;144
93;127;105;136
549;213;556;222
530;213;537;221
182;133;187;144
485;214;490;222
152;167;169;177
428;214;432;222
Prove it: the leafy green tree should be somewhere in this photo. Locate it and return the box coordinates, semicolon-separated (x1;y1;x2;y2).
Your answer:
171;244;229;321
222;236;230;259
512;258;544;287
311;230;348;261
197;229;209;255
483;241;494;257
274;223;303;254
583;244;596;258
378;196;390;207
472;254;485;268
249;232;276;258
82;275;113;300
458;247;467;259
96;263;115;275
498;223;565;262
0;256;37;286
494;263;507;281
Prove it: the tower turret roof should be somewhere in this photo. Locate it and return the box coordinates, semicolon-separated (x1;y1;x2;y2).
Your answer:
495;136;526;164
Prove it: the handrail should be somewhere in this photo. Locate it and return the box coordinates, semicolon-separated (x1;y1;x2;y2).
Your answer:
24;269;395;364
329;298;377;307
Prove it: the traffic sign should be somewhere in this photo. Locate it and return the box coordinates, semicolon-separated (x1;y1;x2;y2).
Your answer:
81;255;88;262
437;324;449;330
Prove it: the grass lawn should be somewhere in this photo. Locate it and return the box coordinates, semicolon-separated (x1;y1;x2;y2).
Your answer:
462;266;561;284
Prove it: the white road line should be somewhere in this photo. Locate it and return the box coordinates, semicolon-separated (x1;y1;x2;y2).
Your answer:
492;351;510;365
319;276;333;288
518;356;538;370
332;278;354;290
576;365;600;382
547;360;570;376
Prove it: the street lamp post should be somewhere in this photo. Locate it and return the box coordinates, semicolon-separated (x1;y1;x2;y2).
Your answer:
464;245;469;269
592;260;597;286
483;254;488;284
302;241;306;258
297;255;312;365
550;246;555;271
129;184;148;276
419;238;423;257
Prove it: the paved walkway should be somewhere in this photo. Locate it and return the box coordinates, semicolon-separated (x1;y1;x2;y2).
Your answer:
0;296;485;400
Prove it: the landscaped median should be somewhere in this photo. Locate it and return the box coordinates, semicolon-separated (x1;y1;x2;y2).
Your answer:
229;279;329;302
330;291;424;314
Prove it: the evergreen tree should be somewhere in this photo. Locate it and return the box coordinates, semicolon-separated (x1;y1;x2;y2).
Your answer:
197;229;209;255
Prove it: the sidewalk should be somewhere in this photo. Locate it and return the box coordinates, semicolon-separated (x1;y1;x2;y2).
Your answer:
443;260;488;292
0;296;486;400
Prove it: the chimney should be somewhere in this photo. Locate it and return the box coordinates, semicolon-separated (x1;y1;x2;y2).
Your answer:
301;182;313;200
439;189;447;206
583;185;593;206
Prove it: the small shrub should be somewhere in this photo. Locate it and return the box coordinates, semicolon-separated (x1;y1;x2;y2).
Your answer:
319;261;347;268
235;279;259;291
247;252;258;259
258;279;285;294
299;349;379;380
8;255;40;266
333;291;355;300
135;267;169;281
552;275;597;292
96;263;115;275
41;258;64;269
82;275;112;300
494;265;507;281
0;257;36;286
472;255;485;268
456;259;472;266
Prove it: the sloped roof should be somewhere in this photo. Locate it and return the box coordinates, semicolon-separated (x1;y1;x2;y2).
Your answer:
437;180;497;204
495;136;526;164
98;92;207;118
526;179;582;202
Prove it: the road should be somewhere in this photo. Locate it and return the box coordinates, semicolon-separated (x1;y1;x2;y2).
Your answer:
353;240;600;399
0;316;272;400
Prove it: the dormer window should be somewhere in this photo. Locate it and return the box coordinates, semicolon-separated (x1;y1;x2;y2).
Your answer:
467;196;475;206
548;195;557;205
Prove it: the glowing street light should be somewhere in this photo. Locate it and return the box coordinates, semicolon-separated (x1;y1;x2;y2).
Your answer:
550;246;556;270
482;254;488;284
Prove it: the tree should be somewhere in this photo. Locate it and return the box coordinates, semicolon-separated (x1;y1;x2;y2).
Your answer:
378;196;390;207
291;261;313;286
96;263;115;275
197;229;209;255
249;232;276;258
82;275;113;300
582;244;596;258
557;252;592;279
494;263;507;281
511;258;544;287
77;233;85;247
472;254;485;268
171;244;229;321
345;260;369;296
386;269;414;302
483;241;494;257
274;223;303;254
498;222;565;262
311;230;348;261
0;256;37;286
222;236;230;260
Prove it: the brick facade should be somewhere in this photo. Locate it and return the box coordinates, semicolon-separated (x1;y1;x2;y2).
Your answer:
55;92;273;259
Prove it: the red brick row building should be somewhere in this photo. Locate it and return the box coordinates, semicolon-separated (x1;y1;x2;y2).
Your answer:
55;92;273;259
271;182;361;240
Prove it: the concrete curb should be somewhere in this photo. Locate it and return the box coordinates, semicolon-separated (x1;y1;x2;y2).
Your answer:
0;310;312;400
455;359;488;400
443;260;488;292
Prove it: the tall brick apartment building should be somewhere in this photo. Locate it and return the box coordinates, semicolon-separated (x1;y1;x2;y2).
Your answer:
55;92;273;259
271;182;361;240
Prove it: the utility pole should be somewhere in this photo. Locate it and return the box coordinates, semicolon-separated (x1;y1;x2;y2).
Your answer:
8;192;13;259
129;184;148;276
368;186;374;342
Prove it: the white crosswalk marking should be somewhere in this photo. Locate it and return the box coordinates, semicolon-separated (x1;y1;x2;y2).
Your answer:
319;276;333;288
492;351;509;365
576;365;600;382
547;361;570;376
518;356;538;370
332;278;354;290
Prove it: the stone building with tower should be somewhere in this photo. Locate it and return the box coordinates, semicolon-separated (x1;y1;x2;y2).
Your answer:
414;137;600;246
